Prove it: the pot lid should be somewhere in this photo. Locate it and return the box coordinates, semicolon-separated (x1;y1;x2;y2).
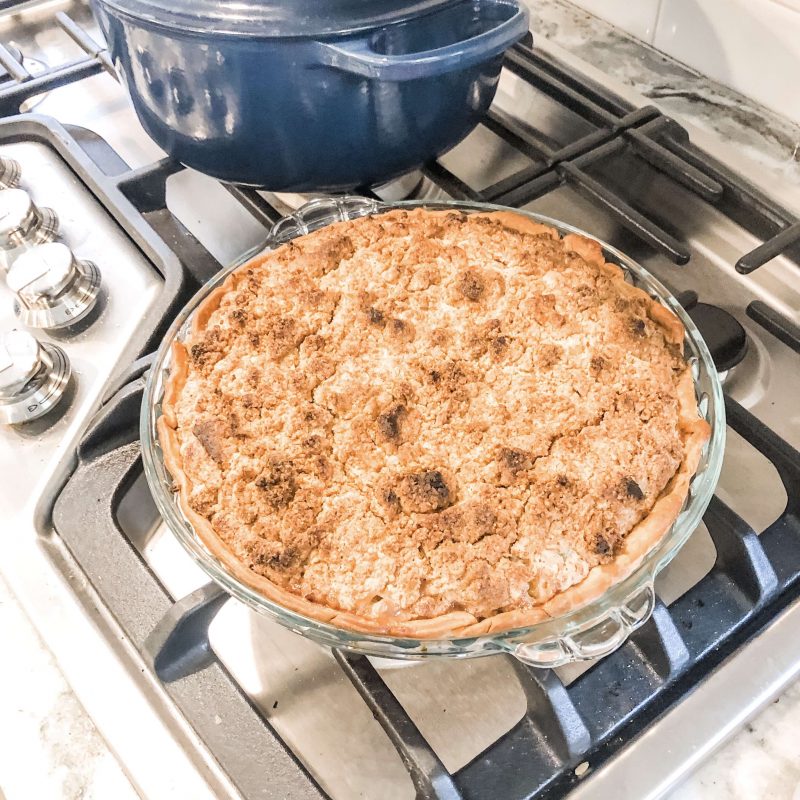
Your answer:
99;0;461;38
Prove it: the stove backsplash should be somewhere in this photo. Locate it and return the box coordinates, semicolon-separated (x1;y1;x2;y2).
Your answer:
549;0;800;126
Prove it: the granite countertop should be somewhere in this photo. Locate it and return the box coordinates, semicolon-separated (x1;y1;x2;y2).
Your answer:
2;3;800;800
0;572;138;800
531;0;800;189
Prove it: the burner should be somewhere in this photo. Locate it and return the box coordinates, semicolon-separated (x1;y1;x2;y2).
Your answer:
678;290;749;373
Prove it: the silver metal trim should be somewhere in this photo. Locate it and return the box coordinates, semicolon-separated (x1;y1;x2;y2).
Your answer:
567;597;800;799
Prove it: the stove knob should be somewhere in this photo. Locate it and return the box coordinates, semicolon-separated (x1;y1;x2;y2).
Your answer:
0;188;58;261
0;329;71;424
0;156;21;189
7;242;101;329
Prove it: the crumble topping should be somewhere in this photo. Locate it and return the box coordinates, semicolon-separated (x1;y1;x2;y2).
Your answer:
166;209;691;623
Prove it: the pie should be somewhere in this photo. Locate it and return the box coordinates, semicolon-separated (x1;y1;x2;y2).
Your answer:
158;208;709;638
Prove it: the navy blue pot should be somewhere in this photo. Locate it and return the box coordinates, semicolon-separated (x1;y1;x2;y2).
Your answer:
91;0;528;191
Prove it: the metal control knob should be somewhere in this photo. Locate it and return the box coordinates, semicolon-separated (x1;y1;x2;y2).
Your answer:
0;156;21;189
0;189;58;262
0;329;71;424
7;243;101;329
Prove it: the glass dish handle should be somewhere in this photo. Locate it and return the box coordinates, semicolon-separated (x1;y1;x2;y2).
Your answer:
270;196;384;243
509;582;657;668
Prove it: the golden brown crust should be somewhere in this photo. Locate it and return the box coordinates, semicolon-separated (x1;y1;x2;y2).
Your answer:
159;208;710;638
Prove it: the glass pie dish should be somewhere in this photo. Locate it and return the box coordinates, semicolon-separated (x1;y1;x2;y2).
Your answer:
141;197;725;667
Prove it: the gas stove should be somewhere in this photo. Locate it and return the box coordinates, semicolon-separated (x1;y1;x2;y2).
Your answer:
2;2;800;800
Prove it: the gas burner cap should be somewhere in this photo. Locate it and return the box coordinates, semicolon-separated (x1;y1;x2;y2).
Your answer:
0;156;21;189
681;295;748;373
0;189;59;259
8;242;102;329
0;329;71;424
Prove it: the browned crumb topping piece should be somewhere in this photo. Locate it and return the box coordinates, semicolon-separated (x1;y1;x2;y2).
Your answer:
170;209;690;623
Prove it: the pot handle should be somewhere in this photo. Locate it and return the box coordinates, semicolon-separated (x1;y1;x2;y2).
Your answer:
317;0;529;81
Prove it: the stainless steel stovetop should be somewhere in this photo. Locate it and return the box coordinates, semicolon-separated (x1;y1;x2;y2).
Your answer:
1;3;799;800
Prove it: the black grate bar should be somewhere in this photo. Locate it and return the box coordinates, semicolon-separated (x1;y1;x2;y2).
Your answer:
509;663;591;762
484;110;721;207
511;42;633;119
497;135;632;194
664;133;798;233
484;105;628;164
334;652;462;800
483;107;559;160
56;11;115;75
725;396;800;508
140;208;221;285
115;157;184;211
487;132;692;263
747;300;800;355
482;161;555;203
626;600;690;679
676;289;699;309
490;168;562;206
101;353;155;403
224;185;285;227
479;123;614;201
568;637;670;744
625;123;723;201
422;160;485;201
0;57;103;114
356;185;383;200
549;126;617;164
559;162;691;263
0;42;29;81
504;47;620;128
704;495;779;605
736;221;800;274
143;582;228;682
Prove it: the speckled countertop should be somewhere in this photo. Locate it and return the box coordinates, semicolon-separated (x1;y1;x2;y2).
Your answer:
0;572;139;800
1;3;799;800
531;0;800;189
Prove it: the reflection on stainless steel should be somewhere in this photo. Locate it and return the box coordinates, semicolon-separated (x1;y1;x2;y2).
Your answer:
208;603;527;800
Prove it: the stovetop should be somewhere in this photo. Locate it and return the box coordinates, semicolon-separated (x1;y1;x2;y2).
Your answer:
1;3;800;800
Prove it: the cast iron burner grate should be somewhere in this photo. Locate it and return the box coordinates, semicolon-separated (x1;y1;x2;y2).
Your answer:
1;6;799;800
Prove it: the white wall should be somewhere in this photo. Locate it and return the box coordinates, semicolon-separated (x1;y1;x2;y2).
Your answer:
566;0;800;125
